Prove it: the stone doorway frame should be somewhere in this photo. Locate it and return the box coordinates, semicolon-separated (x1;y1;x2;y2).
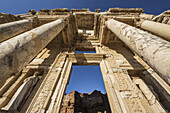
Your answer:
62;53;118;113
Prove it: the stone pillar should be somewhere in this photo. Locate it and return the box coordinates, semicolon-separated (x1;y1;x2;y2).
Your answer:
47;59;72;113
106;19;170;85
140;20;170;41
0;19;32;42
0;19;65;88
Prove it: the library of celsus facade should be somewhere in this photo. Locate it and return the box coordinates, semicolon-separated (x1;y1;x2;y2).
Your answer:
0;8;170;113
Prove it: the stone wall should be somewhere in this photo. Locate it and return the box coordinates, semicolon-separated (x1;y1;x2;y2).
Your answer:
60;90;111;113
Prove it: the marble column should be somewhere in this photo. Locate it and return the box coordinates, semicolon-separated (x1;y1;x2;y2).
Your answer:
0;19;32;42
0;19;65;88
141;20;170;41
106;19;170;85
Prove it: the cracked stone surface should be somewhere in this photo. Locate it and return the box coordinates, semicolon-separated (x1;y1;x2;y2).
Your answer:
106;19;170;85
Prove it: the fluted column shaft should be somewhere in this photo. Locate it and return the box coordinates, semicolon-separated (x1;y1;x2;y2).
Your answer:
0;19;65;88
141;20;170;41
0;19;32;42
106;19;170;85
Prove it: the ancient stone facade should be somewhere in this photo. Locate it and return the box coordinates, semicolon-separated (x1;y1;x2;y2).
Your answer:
60;90;111;113
0;8;169;113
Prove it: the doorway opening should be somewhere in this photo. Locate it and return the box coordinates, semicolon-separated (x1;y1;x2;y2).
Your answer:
75;47;96;53
75;51;96;54
66;65;105;94
60;65;111;113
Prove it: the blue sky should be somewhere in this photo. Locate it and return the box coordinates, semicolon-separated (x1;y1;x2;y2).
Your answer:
0;0;170;15
65;65;106;94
